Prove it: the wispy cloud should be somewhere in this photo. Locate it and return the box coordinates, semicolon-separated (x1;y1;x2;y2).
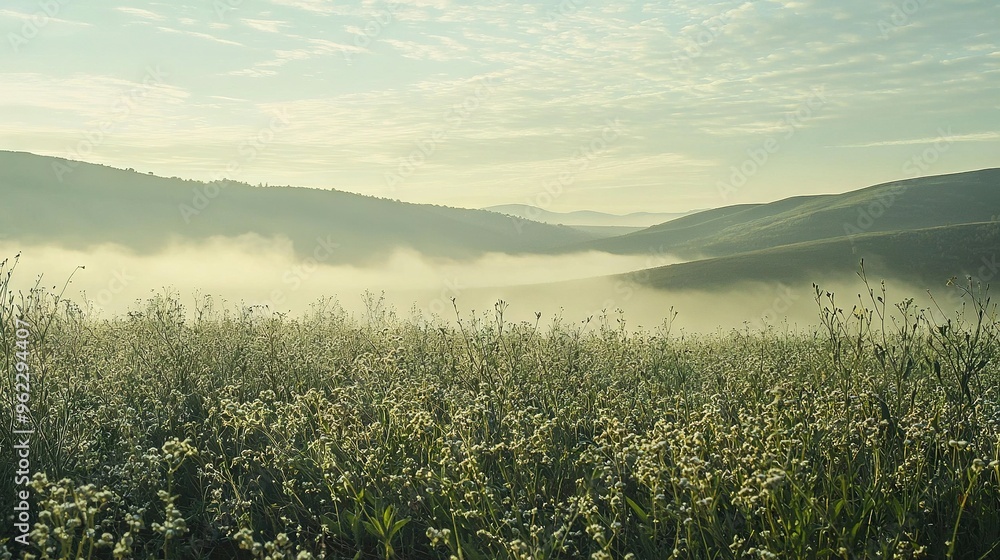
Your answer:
115;7;166;21
228;68;279;78
155;26;243;47
0;72;189;117
241;18;288;33
267;0;349;15
0;9;92;27
228;38;365;77
835;132;1000;148
383;38;468;61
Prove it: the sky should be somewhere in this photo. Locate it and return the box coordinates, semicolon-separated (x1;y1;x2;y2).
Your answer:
1;0;998;214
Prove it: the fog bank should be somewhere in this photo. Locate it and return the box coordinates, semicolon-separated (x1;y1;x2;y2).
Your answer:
1;236;965;333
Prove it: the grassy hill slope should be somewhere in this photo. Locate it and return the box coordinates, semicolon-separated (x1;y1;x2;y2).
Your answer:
585;169;1000;258
620;221;1000;290
0;151;591;263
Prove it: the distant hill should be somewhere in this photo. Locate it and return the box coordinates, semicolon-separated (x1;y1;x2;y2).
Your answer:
563;225;646;238
0;151;593;263
483;204;697;228
582;169;1000;259
618;221;1000;291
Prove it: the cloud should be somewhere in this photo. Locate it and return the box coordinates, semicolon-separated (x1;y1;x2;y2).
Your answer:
0;72;189;117
241;18;288;33
835;132;1000;148
115;6;167;21
267;0;349;15
228;38;365;77
228;68;279;78
155;26;244;47
0;8;91;27
383;38;469;61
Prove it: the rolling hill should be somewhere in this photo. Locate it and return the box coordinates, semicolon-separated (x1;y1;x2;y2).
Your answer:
619;221;1000;291
0;151;592;263
582;168;1000;259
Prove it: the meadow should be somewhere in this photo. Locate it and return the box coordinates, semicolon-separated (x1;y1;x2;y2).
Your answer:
1;258;999;559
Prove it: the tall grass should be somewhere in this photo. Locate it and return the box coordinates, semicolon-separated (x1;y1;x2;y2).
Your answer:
1;258;999;559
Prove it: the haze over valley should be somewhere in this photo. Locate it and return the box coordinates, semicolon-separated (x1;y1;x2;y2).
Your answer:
1;151;996;331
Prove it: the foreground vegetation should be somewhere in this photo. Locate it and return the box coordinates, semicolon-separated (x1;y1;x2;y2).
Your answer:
1;259;999;559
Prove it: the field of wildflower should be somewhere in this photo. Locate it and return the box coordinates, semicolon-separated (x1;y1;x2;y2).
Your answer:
1;258;999;559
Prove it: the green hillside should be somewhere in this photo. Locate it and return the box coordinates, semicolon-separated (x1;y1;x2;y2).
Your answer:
621;221;1000;290
585;169;1000;258
0;151;590;263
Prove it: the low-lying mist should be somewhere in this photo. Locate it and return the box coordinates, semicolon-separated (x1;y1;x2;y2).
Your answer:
0;235;967;333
